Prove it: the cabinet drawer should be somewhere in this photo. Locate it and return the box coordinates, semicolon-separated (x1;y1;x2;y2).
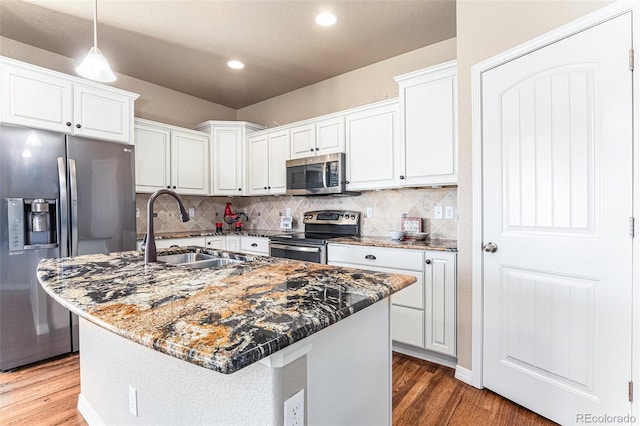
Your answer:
328;244;423;271
240;236;269;254
204;236;225;250
155;237;205;249
391;305;424;347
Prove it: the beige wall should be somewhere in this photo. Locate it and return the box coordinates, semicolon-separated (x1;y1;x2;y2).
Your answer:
0;37;235;128
455;0;612;371
237;38;457;127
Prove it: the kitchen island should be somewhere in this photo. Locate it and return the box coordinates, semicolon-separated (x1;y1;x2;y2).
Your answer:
37;247;415;425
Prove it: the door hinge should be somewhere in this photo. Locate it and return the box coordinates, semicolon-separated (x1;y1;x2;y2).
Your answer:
629;217;635;238
629;381;634;402
630;49;634;71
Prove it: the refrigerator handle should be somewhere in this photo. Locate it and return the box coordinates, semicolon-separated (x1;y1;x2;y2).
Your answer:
57;157;69;258
69;159;79;257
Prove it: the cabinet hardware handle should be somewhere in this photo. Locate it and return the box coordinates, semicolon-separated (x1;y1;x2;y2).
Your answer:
310;148;314;152
207;242;211;245
315;147;319;151
426;259;431;264
345;180;350;184
264;187;267;190
365;254;376;260
76;124;82;128
238;188;242;191
172;186;176;189
400;175;405;180
66;122;72;127
268;186;271;189
251;243;258;247
166;185;171;189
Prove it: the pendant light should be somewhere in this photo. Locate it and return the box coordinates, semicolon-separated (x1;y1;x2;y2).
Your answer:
76;0;116;82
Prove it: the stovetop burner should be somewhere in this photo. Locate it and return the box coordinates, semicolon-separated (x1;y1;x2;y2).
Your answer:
269;210;361;245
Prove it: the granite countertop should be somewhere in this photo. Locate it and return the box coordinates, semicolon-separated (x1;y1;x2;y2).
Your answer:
330;236;458;252
136;229;284;240
37;247;415;374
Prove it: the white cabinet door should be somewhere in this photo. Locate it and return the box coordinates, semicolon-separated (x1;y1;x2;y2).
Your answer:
225;235;240;252
240;236;269;255
391;305;424;348
267;130;289;194
248;134;269;195
171;130;209;195
1;63;73;133
290;123;316;159
134;122;171;192
316;116;344;156
212;126;245;196
345;101;399;190
424;250;456;356
396;61;457;186
73;83;132;144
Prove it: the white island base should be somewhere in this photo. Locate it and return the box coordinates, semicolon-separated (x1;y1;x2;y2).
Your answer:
77;300;391;426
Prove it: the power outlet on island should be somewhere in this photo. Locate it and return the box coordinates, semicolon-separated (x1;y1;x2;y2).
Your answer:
128;385;138;417
284;389;304;426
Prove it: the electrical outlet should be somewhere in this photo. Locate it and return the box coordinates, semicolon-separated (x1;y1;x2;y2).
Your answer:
188;208;195;218
284;389;304;426
434;206;443;219
135;208;139;218
366;207;373;218
445;205;454;219
285;208;291;217
128;385;138;416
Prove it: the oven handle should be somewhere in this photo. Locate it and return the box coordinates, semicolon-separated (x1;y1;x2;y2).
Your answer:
270;243;322;253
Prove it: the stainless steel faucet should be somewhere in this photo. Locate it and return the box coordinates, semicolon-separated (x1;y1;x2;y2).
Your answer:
144;189;190;264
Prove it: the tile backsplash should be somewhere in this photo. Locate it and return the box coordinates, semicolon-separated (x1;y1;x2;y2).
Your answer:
136;187;457;240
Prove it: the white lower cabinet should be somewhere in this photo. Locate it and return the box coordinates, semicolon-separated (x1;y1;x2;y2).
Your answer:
327;243;456;357
240;236;270;256
225;235;241;252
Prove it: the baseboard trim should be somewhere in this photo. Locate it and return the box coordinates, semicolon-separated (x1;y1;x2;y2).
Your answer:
392;343;457;369
454;364;475;387
77;393;104;426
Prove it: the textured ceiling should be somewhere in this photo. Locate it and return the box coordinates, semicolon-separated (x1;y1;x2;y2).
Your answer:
0;0;456;109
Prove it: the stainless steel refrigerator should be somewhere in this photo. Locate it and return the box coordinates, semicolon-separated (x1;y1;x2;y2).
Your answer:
0;123;136;371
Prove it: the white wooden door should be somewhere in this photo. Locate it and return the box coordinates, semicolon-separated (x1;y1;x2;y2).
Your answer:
267;130;289;194
345;102;399;191
73;83;131;144
482;13;633;424
171;130;209;195
247;134;268;195
212;127;244;195
290;123;315;159
1;63;73;133
133;122;171;192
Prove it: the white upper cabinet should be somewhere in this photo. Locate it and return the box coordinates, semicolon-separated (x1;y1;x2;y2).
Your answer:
395;60;457;186
0;57;138;144
345;100;400;191
195;121;264;196
134;118;209;195
290;117;344;160
247;129;290;195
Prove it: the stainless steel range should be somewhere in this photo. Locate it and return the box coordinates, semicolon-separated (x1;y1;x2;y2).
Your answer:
269;210;360;263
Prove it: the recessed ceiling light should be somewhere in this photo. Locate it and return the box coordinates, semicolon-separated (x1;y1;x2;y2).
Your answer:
315;12;337;27
227;60;245;70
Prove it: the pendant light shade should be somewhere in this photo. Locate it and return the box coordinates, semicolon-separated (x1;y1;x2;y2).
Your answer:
76;0;116;82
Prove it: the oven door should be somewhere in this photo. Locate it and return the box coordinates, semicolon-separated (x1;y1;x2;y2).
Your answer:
270;242;326;264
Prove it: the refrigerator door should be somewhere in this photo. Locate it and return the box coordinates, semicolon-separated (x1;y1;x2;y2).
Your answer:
66;137;136;351
0;125;72;371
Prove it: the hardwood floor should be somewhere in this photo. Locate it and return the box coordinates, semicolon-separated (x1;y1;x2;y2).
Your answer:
0;352;555;425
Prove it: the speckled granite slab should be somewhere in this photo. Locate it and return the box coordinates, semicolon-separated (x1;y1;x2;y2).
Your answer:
330;236;458;251
137;229;285;240
37;247;415;374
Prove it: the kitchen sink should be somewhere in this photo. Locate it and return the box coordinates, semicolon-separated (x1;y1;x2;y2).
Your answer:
157;252;243;269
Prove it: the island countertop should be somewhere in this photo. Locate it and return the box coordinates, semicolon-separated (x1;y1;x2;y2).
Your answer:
37;247;415;374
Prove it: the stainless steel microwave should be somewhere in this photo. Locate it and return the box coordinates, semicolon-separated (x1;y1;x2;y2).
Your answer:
286;153;358;196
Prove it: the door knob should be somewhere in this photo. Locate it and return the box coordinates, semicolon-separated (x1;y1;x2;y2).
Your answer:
483;242;498;253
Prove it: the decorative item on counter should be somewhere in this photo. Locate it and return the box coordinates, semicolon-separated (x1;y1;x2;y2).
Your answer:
400;217;422;239
413;232;429;241
223;202;249;227
235;222;242;233
389;230;405;241
215;222;223;233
